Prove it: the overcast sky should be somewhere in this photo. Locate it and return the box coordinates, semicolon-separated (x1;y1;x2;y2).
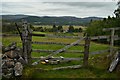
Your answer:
1;0;119;18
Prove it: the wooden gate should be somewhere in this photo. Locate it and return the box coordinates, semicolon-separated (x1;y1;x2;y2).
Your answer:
16;21;120;69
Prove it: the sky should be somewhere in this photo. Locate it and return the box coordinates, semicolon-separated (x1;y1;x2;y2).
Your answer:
1;0;119;18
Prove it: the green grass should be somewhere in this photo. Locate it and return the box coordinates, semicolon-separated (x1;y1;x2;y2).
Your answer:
31;52;49;57
32;31;47;34
2;36;22;47
31;67;118;78
30;51;120;78
32;44;64;50
32;36;77;43
55;53;83;58
2;34;120;79
33;25;86;30
89;42;109;52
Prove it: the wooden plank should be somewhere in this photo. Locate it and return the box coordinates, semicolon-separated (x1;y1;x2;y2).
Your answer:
52;65;82;70
103;27;120;31
108;51;119;72
34;65;82;71
32;49;54;52
66;50;84;53
32;41;85;46
91;35;119;40
110;28;115;55
90;49;109;54
63;58;83;61
32;49;84;53
91;35;109;40
32;57;83;61
44;37;85;59
114;37;120;40
49;57;83;61
46;34;83;39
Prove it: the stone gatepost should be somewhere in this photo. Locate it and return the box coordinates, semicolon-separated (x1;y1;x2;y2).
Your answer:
22;20;32;64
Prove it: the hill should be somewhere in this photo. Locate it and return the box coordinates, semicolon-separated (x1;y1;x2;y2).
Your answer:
2;15;103;25
2;14;28;20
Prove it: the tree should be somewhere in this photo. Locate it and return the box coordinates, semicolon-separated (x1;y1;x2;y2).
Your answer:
78;28;82;32
74;28;82;33
2;21;17;33
68;25;74;33
108;16;111;20
86;1;120;46
114;1;120;18
29;24;35;31
34;27;44;32
52;24;57;32
58;25;63;32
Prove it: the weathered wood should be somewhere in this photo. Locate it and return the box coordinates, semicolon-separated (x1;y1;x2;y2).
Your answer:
31;57;83;65
83;36;90;67
90;49;109;54
32;49;54;52
32;57;83;61
114;37;120;40
32;49;84;53
32;41;85;46
108;51;120;72
110;28;115;55
102;27;120;60
31;37;84;65
60;57;82;61
34;65;82;71
52;65;82;70
103;27;120;31
44;37;85;60
91;35;119;40
46;34;83;39
91;35;109;40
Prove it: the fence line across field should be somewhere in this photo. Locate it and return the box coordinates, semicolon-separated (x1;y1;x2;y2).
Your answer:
2;34;120;41
32;41;85;46
32;49;84;53
32;57;83;61
11;22;120;69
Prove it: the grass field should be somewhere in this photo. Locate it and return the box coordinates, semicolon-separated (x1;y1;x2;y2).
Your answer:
33;25;86;30
2;32;120;79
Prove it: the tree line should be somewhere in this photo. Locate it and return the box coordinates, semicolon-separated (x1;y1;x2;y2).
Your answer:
31;25;82;33
86;1;120;45
86;1;120;36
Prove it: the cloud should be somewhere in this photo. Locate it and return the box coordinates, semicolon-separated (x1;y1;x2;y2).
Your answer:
2;2;117;18
53;2;115;8
2;0;118;2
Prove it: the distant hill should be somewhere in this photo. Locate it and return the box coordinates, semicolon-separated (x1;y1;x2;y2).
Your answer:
0;15;2;20
2;14;28;20
2;15;103;25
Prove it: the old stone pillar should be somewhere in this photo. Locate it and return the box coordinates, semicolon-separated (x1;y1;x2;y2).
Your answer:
22;20;32;64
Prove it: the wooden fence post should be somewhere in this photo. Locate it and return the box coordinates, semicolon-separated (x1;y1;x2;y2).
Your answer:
83;35;90;67
27;24;32;64
110;28;115;55
103;27;120;55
